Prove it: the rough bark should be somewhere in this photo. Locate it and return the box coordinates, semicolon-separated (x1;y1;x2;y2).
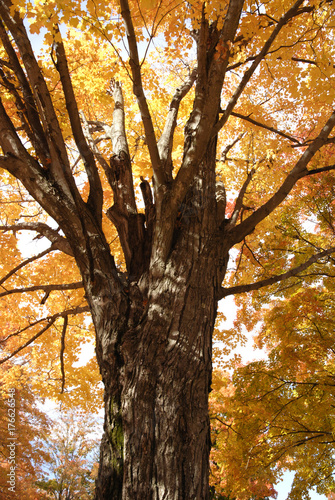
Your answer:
93;139;229;500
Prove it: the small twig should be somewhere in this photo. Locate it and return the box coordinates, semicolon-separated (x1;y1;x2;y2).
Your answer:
210;415;242;436
0;247;53;286
0;305;90;364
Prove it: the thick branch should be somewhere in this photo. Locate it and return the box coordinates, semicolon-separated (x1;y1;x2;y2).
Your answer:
119;0;166;190
0;222;73;256
0;281;83;299
149;1;243;273
52;28;103;220
108;80;137;216
0;0;77;199
0;18;50;166
0;97;42;165
0;80;80;237
229;110;335;245
140;176;155;242
102;81;149;277
80;112;112;183
157;68;197;180
171;0;244;214
0;62;48;165
109;79;130;158
216;180;226;223
0;86;94;277
227;167;255;228
219;247;335;298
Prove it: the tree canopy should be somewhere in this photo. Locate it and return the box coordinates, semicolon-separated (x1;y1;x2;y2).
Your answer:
1;0;335;498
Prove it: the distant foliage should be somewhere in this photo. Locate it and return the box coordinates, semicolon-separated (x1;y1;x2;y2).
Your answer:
35;411;100;500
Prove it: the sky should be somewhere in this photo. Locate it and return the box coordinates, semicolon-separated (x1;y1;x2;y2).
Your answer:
276;472;326;500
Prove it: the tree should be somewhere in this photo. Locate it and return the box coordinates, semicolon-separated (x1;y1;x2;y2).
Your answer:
209;369;280;500
35;411;100;500
0;362;51;500
209;169;335;499
1;0;335;498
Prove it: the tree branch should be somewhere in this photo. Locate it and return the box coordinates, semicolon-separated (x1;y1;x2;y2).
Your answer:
0;281;83;299
0;222;73;256
0;18;50;167
60;316;68;393
0;305;89;364
219;247;335;298
52;27;103;220
220;132;246;161
0;0;78;200
0;91;80;238
101;80;151;277
157;68;197;180
0;247;54;287
0;317;57;364
227;167;255;229
229;109;335;245
108;80;138;217
109;79;131;159
140;176;155;243
147;3;245;278
80;112;112;184
167;0;244;220
119;0;166;190
306;164;335;176
212;0;306;137
230;111;301;144
291;56;317;66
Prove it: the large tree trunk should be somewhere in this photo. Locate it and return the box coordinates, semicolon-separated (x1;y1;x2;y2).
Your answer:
120;252;218;499
94;251;223;500
93;142;229;500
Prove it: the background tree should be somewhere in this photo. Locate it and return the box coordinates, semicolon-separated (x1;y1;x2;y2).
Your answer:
0;362;51;500
1;0;335;498
35;411;100;500
210;168;335;499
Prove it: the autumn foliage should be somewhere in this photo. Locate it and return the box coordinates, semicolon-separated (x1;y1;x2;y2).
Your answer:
1;0;335;498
